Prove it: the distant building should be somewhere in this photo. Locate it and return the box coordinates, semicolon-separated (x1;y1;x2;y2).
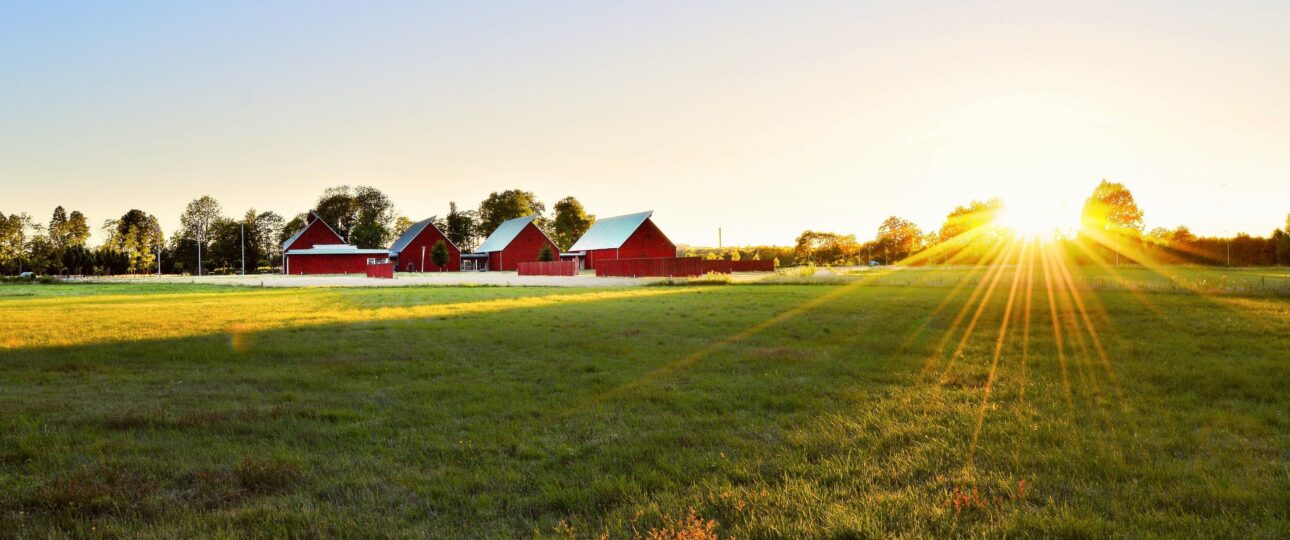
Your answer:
281;212;388;275
563;211;676;270
463;215;558;271
388;217;460;272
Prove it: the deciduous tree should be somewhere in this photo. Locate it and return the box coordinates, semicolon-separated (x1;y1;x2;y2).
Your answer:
444;202;478;251
477;190;544;238
314;186;395;248
253;211;285;268
179;196;223;275
551;197;594;251
1080;179;1144;265
430;240;450;270
793;230;859;265
106;209;164;274
0;212;30;274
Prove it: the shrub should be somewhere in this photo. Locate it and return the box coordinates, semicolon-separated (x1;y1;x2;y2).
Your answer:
431;240;450;270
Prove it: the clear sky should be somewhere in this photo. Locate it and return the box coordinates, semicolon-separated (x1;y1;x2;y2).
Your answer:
3;1;1288;246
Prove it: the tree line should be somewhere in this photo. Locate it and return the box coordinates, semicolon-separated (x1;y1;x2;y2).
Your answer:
788;180;1290;267
3;179;1286;275
0;187;596;276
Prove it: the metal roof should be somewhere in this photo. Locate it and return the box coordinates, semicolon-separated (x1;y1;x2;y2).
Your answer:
475;215;538;253
281;211;343;250
286;244;388;255
388;217;452;256
567;211;653;252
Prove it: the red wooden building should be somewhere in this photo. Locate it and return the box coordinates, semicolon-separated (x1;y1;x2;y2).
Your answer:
281;212;389;275
388;217;460;272
563;211;676;270
463;215;559;271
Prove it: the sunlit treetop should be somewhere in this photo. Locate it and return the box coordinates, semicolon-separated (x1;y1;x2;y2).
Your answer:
1081;179;1144;235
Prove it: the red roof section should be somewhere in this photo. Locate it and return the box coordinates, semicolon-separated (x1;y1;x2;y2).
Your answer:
283;211;344;252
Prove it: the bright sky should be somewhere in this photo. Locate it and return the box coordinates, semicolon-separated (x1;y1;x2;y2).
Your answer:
3;1;1288;246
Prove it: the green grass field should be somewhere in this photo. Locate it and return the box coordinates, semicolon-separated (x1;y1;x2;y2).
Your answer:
2;268;1289;537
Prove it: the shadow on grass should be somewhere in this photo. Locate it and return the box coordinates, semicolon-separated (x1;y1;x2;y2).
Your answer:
0;284;1287;537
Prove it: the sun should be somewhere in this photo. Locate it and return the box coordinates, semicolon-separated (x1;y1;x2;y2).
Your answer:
996;200;1070;240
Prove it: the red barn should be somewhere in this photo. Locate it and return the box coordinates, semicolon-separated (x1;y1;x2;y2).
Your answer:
463;215;558;271
563;211;676;270
388;217;460;272
282;212;389;275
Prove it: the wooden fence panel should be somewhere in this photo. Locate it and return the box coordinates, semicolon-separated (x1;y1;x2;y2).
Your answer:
366;262;394;279
517;261;578;276
597;257;708;277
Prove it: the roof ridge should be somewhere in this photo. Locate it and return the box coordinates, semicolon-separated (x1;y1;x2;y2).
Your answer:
566;211;653;252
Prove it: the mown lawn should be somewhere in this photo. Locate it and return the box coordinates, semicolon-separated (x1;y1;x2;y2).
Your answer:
1;274;1288;538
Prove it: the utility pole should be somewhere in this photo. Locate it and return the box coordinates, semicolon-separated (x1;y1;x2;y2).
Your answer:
155;225;162;277
718;228;723;250
196;224;203;276
240;222;246;275
1222;183;1230;266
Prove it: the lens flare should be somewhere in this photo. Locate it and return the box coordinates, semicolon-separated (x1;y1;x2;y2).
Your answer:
997;201;1069;239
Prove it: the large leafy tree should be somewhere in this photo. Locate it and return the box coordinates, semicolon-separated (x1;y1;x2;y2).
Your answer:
793;230;860;265
253;210;285;267
23;222;61;275
106;209;164;274
313;185;395;248
868;216;925;264
1081;179;1143;236
48;207;68;249
64;211;91;248
0;212;31;274
179;196;223;275
1277;213;1290;265
477;189;544;239
32;207;92;274
281;213;308;247
45;208;90;255
551;196;594;251
1080;179;1144;265
443;202;478;251
392;216;416;239
934;199;1003;264
939;199;1002;243
206;217;245;272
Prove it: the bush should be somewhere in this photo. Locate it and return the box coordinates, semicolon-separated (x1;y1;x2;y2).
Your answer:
430;240;451;270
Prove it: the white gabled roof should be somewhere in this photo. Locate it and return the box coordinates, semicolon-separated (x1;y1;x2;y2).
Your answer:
475;215;544;253
567;211;652;252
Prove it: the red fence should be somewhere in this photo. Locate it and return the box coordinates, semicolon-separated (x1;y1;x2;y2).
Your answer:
366;262;394;279
596;257;706;277
517;261;578;276
700;259;775;273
